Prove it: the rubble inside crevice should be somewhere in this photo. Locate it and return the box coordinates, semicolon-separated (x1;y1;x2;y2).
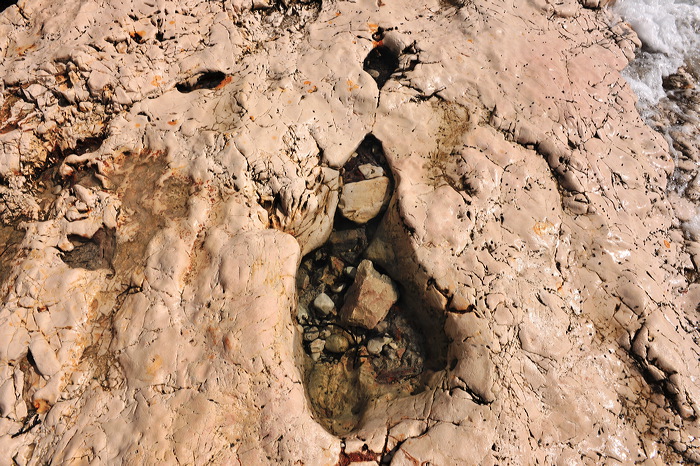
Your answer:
296;135;447;436
2;0;700;463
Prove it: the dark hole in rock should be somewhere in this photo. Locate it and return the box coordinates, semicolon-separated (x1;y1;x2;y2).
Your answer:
297;135;447;436
176;71;227;93
61;227;116;271
341;134;389;184
0;0;17;13
363;46;399;89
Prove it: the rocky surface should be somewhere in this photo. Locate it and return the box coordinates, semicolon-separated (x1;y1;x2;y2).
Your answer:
0;0;699;464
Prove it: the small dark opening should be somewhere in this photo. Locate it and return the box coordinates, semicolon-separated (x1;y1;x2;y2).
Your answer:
176;71;227;93
363;46;399;89
0;0;17;13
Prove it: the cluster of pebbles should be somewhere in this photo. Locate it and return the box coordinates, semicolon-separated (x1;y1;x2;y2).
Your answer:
297;254;425;379
295;137;429;434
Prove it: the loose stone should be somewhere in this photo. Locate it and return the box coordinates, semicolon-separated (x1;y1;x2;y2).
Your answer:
358;164;385;179
309;339;325;361
325;334;350;354
297;304;310;324
338;176;391;224
340;260;399;329
304;327;320;341
313;293;335;316
367;337;390;355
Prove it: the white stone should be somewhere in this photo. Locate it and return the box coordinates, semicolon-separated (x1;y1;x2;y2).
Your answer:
367;337;391;355
28;334;61;377
313;293;335;316
358;164;385;180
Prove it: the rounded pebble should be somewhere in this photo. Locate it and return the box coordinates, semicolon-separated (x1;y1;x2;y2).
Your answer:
324;334;350;353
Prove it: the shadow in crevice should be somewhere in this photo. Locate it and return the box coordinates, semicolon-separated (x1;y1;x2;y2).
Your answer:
364;45;399;89
61;227;116;271
176;71;228;93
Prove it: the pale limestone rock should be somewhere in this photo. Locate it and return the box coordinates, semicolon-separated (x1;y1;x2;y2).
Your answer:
0;0;697;463
338;177;391;224
340;260;399;329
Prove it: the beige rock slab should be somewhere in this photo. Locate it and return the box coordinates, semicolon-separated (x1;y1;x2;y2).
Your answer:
338;176;391;224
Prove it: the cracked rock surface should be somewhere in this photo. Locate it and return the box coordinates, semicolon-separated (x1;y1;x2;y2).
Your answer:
1;0;699;463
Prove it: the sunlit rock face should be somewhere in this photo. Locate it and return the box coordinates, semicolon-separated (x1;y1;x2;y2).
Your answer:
0;0;699;463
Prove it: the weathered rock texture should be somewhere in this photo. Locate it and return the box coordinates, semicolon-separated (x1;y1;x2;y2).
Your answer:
0;0;699;464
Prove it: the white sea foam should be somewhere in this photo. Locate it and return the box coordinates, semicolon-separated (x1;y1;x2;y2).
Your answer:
613;0;700;108
613;0;700;239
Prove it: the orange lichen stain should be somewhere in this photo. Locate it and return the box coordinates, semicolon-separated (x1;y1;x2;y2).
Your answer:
129;30;146;38
151;75;163;87
169;20;175;25
303;80;312;85
663;240;671;249
368;23;379;32
16;44;36;56
146;355;163;376
249;115;255;121
347;79;359;91
135;123;141;128
223;334;234;353
533;221;555;237
215;75;233;89
34;399;51;414
373;40;383;47
468;39;474;43
167;120;178;126
307;86;318;93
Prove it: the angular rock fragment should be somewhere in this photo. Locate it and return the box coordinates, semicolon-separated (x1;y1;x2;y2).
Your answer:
338;176;391;224
340;260;399;329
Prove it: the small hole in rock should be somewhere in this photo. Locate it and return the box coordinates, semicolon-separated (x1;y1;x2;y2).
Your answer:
176;71;227;93
363;45;399;89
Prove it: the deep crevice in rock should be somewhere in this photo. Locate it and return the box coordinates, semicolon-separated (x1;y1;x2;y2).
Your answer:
297;135;448;436
176;71;228;93
364;45;399;89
